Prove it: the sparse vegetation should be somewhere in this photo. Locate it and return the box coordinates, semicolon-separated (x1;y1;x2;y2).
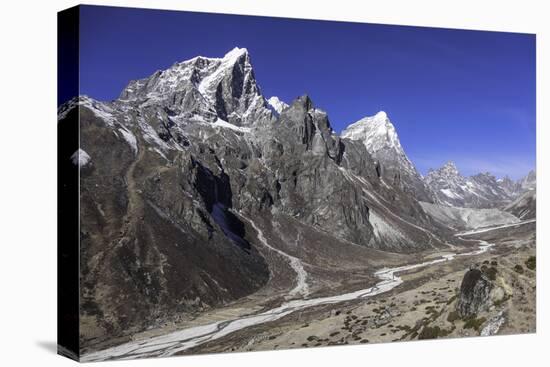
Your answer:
514;265;524;274
447;310;460;323
525;256;536;271
418;326;451;339
395;325;411;332
483;266;498;281
463;316;486;332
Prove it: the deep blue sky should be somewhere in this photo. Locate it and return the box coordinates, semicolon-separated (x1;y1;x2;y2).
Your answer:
79;6;536;179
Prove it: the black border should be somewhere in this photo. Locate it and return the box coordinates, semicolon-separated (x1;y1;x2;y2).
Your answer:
57;5;80;361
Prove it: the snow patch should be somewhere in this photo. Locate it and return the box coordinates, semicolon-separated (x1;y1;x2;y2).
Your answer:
441;188;460;199
118;128;138;154
212;118;251;133
266;96;288;116
198;48;249;101
71;148;91;167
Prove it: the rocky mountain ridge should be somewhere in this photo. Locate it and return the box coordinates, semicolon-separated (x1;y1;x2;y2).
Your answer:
59;47;534;350
424;162;534;209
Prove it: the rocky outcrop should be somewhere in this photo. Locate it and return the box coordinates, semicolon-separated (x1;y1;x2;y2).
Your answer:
456;269;494;318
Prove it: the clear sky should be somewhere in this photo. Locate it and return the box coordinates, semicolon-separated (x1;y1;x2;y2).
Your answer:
78;6;536;179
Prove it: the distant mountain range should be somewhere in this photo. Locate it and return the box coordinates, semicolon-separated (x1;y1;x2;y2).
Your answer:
425;162;535;208
59;47;535;349
341;110;535;209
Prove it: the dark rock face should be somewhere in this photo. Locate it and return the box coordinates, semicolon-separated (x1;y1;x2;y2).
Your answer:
456;269;494;318
75;107;270;346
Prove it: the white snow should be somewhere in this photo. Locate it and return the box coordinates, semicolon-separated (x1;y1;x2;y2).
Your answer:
58;96;118;127
70;148;91;167
81;237;494;362
212;118;251;133
118;128;138;154
266;96;289;116
80;97;118;127
152;148;168;161
341;111;420;179
198;47;249;101
341;111;400;153
441;188;460;199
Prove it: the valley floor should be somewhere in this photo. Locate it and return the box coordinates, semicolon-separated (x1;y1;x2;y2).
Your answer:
81;219;536;362
183;221;535;355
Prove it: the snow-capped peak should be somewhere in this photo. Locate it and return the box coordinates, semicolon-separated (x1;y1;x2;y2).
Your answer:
374;110;388;120
439;161;459;176
117;47;270;126
197;48;252;100
266;96;289;116
341;111;401;153
341;111;436;202
424;161;520;208
223;47;249;61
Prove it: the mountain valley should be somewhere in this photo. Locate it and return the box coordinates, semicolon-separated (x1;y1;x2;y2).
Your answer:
58;48;536;360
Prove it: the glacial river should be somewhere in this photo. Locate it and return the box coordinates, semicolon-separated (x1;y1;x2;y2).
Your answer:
81;236;493;362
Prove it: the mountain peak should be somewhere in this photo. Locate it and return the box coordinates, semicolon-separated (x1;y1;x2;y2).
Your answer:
223;47;248;60
435;161;460;177
117;47;270;126
266;96;289;116
342;111;435;202
341;111;400;153
374;110;388;120
443;161;458;169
